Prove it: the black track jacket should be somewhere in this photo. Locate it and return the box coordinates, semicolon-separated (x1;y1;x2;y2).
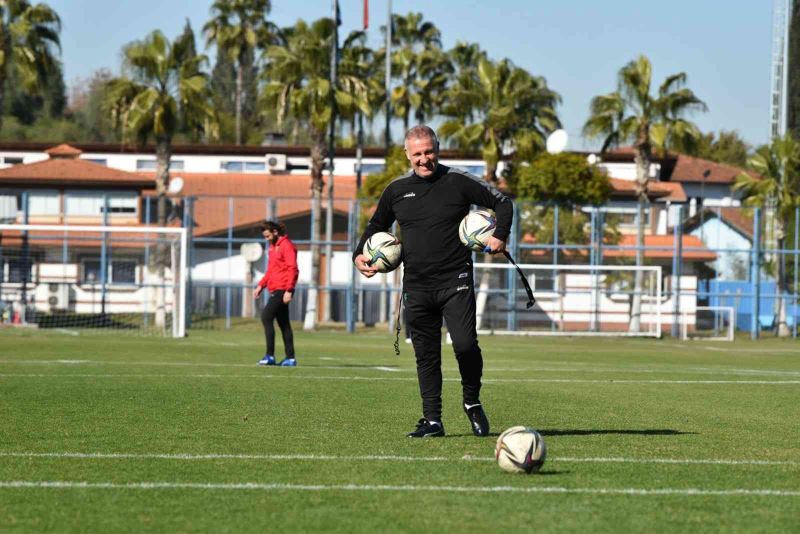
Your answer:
353;164;514;290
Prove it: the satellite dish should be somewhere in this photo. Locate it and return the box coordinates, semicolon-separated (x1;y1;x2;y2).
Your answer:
168;176;184;194
240;242;263;263
587;153;599;165
546;129;568;154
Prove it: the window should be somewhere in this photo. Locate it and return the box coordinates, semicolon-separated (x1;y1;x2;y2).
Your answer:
65;191;137;217
356;163;385;175
0;193;19;220
460;165;486;177
136;159;184;171
83;158;107;166
3;157;23;165
245;161;266;172
82;259;137;285
220;161;243;172
530;273;556;292
591;204;651;227
4;258;32;283
221;160;266;172
27;191;59;215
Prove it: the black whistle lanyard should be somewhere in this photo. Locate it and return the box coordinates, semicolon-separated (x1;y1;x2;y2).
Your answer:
393;251;536;355
502;250;536;309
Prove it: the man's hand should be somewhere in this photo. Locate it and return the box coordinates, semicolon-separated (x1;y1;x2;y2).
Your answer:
253;286;264;299
483;237;506;254
354;254;380;278
283;291;293;304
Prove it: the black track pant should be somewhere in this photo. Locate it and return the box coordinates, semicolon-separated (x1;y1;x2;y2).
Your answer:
261;290;295;358
404;285;482;422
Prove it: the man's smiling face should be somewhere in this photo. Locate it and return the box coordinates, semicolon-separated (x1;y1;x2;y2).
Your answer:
405;135;439;178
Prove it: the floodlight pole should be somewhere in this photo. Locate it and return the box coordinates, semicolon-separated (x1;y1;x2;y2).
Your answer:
325;0;340;323
384;0;392;149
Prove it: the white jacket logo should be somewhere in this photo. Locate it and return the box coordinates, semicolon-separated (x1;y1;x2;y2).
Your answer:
403;192;416;198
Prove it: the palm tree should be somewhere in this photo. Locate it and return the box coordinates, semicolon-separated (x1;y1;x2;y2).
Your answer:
0;0;61;132
106;29;217;228
583;55;706;332
262;18;368;329
734;134;800;337
105;29;217;328
339;30;384;187
382;12;444;131
440;56;561;183
203;0;275;145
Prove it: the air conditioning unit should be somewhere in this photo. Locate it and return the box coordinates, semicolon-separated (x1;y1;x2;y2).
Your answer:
47;283;72;311
265;153;287;173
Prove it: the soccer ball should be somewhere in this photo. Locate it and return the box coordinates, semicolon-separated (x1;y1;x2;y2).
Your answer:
363;232;402;273
459;210;497;251
495;426;547;474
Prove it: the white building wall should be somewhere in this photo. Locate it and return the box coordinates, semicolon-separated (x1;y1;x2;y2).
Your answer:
689;219;751;280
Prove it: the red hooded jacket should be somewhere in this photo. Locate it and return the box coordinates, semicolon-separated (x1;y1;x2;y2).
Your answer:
257;235;299;292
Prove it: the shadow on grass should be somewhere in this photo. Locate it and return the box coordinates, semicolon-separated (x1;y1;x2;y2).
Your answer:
444;432;502;438
539;429;694;436
308;364;402;369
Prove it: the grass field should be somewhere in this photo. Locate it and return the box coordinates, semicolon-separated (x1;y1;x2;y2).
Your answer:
1;326;799;532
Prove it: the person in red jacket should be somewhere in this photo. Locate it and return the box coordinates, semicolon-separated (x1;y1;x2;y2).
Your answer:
254;220;299;367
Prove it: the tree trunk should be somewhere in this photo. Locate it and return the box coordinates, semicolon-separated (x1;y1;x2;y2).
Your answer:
629;143;651;333
303;132;326;330
154;138;172;330
484;159;497;184
776;223;791;337
0;65;6;133
235;63;243;145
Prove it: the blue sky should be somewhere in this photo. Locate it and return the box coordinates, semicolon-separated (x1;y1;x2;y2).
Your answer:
50;0;772;149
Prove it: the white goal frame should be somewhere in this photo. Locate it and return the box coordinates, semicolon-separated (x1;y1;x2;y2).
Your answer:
681;306;735;342
473;263;663;338
0;224;188;337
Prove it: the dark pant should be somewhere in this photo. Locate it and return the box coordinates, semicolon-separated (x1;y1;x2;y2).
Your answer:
261;290;295;358
404;285;482;422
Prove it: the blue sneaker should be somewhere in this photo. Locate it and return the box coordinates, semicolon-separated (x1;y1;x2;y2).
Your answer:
258;355;276;366
279;358;297;367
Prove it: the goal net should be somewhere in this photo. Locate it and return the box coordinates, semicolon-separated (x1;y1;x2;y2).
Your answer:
0;224;187;337
681;306;735;341
473;263;662;337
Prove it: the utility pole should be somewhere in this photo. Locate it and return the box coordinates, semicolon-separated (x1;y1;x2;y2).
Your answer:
325;0;340;323
384;0;392;149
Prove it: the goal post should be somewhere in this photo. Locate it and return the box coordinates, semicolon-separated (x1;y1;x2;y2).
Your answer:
0;224;187;337
681;306;735;342
473;262;663;337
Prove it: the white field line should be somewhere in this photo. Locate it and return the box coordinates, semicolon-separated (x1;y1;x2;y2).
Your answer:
702;346;800;354
0;361;404;372
1;373;798;385
54;329;79;337
0;480;798;497
2;359;800;378
0;451;797;467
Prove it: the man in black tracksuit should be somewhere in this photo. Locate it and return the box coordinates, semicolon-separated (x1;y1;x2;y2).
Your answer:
353;125;513;438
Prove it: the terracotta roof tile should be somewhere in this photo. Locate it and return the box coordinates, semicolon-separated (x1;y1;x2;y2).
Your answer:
139;172;359;237
0;158;154;186
682;207;755;240
45;144;82;158
604;234;717;261
609;178;687;202
521;233;716;262
666;154;754;184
